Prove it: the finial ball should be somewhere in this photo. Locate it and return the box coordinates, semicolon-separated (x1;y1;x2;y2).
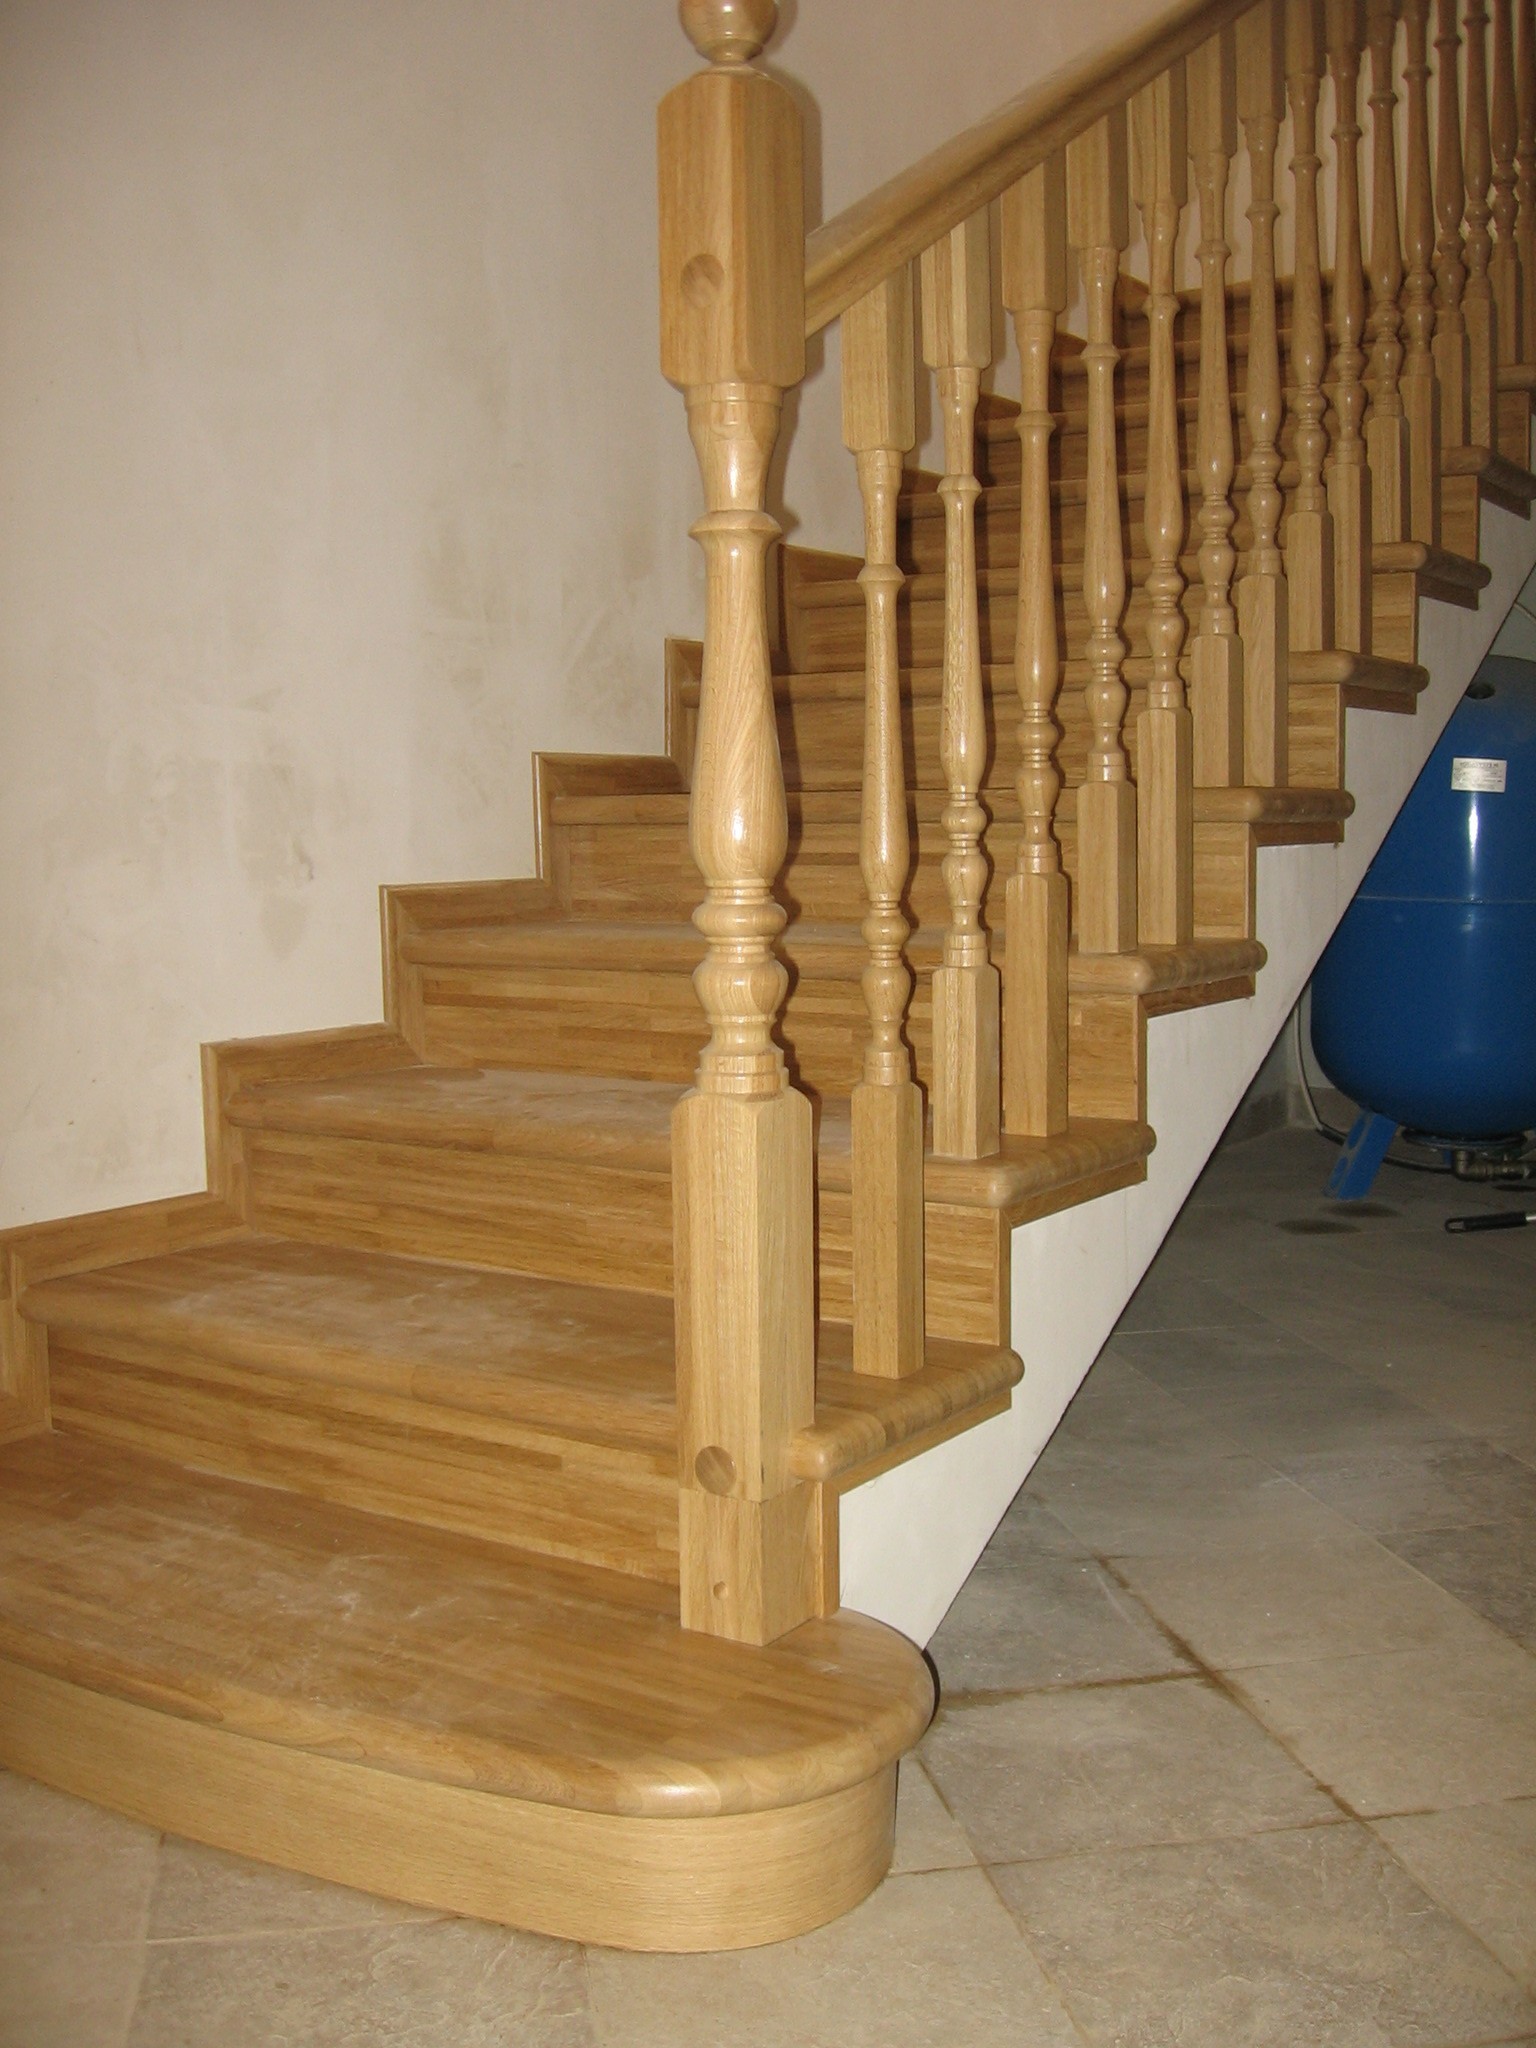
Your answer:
679;0;778;64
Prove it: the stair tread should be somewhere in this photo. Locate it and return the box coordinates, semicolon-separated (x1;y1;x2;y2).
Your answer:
23;1235;1023;1484
403;913;1263;987
0;1432;931;1819
549;782;1355;831
227;1061;1155;1218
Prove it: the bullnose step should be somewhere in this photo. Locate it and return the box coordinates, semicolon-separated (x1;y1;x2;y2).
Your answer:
0;1434;932;1949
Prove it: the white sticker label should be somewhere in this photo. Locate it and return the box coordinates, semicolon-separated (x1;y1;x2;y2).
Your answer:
1451;756;1508;792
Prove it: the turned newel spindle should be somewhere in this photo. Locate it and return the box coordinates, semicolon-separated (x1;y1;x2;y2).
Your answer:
1001;156;1071;1136
921;212;1000;1160
1287;0;1337;651
1464;0;1499;449
1518;0;1536;378
1187;28;1245;785
1067;112;1137;954
842;267;924;1378
1365;0;1411;546
1237;0;1291;787
1491;0;1523;412
1327;0;1374;653
1402;0;1445;539
659;0;818;1645
1132;64;1194;943
1435;0;1472;447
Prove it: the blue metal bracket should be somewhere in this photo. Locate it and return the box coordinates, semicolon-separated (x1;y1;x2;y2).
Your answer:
1327;1110;1401;1200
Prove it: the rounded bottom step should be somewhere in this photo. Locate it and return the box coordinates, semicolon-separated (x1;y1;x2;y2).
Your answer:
0;1659;900;1951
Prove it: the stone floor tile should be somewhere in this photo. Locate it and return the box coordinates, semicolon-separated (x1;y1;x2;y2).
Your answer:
1382;1519;1536;1647
984;1491;1094;1558
0;1772;159;1952
1029;1438;1365;1558
584;1867;1082;2048
993;1822;1536;2048
1173;1375;1470;1466
1115;1269;1266;1334
1373;1798;1536;1990
919;1677;1334;1865
1115;1531;1499;1668
124;1920;594;2048
1109;1321;1353;1400
0;1940;146;2048
1286;1439;1536;1537
888;1761;976;1875
146;1838;441;1940
1232;1637;1536;1814
928;1548;1192;1695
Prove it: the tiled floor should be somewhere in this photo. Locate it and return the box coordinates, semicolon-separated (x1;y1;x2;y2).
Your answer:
3;1125;1533;2046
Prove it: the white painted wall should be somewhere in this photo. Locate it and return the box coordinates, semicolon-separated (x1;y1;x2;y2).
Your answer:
842;509;1536;1646
0;0;1183;1230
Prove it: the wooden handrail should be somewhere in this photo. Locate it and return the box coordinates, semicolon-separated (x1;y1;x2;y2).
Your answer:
803;0;1259;333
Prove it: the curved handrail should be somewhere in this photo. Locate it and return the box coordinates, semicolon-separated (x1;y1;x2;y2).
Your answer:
803;0;1255;334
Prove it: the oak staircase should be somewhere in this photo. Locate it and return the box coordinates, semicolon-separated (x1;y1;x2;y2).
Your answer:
2;0;1535;1951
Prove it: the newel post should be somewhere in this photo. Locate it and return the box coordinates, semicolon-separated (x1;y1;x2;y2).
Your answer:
659;0;819;1645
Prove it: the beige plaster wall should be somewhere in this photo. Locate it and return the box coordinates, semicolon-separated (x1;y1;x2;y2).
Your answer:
0;0;1174;1227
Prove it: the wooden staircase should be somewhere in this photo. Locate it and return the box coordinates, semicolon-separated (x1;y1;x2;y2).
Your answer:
3;0;1536;1951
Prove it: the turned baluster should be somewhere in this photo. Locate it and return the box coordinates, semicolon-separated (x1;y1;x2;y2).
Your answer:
1287;0;1338;650
920;213;1000;1159
659;0;817;1646
1187;29;1244;785
1366;0;1411;544
1328;0;1375;651
1435;0;1472;446
1465;0;1499;448
1067;113;1137;954
1518;0;1536;370
1491;0;1523;408
842;268;924;1378
1001;156;1071;1135
1132;64;1194;941
1237;0;1291;788
1402;0;1445;539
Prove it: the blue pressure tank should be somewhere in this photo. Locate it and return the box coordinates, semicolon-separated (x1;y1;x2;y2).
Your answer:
1309;654;1536;1140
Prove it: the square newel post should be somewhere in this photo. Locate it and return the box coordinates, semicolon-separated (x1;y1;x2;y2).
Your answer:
659;0;818;1645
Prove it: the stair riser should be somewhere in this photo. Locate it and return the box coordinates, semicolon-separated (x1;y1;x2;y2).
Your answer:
48;1340;681;1582
405;952;1149;1122
234;1120;1009;1347
554;808;1258;941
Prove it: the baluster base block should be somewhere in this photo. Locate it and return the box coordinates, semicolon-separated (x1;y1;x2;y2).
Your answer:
1003;872;1070;1138
1326;460;1374;654
1403;368;1443;543
673;1085;817;1645
1190;633;1245;788
1434;329;1472;450
851;1080;926;1379
1237;571;1291;787
1075;782;1138;956
1367;414;1411;546
1285;508;1337;653
931;964;1001;1160
1136;706;1194;945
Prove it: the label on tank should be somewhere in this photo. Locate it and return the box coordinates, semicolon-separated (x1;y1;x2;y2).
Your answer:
1450;756;1508;792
